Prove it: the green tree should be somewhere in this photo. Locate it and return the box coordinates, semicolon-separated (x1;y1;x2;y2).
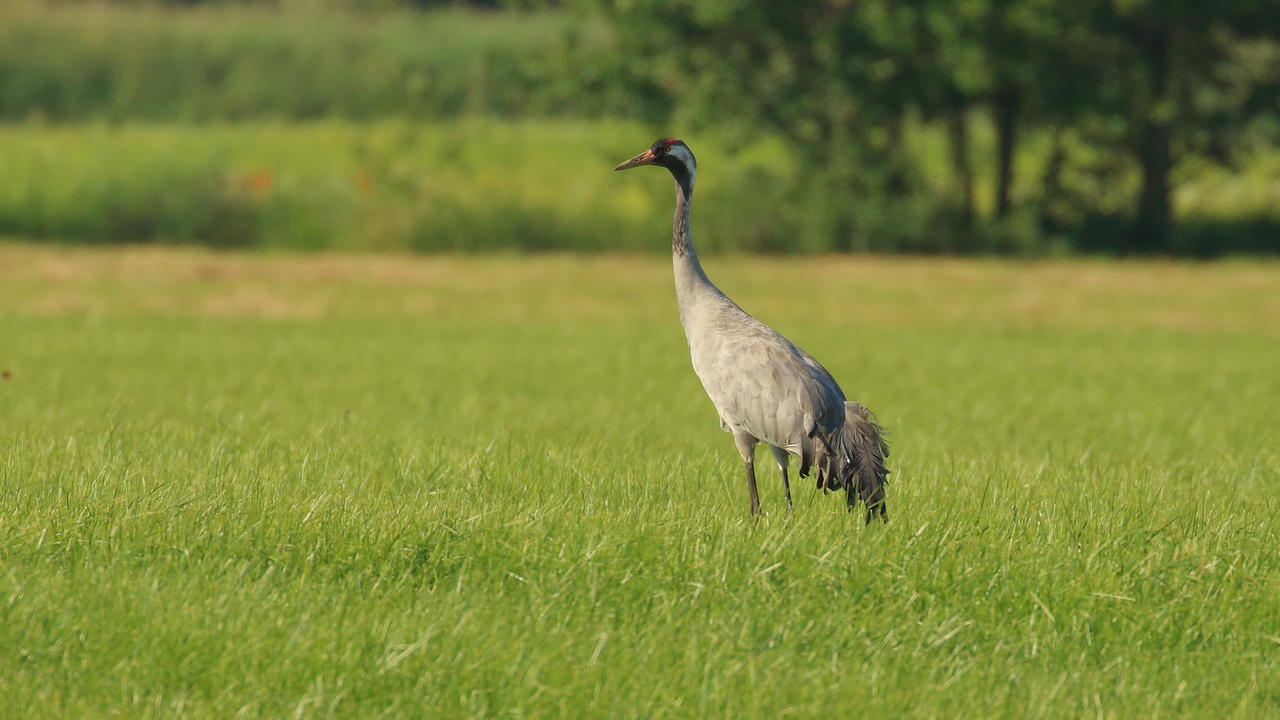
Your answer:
1069;0;1280;251
588;0;1280;253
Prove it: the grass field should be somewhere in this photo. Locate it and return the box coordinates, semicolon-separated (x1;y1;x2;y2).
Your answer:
0;121;783;252
0;4;598;122
4;120;1279;254
1;243;1278;717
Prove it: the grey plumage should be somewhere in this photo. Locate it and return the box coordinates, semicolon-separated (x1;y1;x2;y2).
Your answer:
614;138;889;520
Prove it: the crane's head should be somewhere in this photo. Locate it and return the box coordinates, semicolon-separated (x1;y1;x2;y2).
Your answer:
614;138;696;192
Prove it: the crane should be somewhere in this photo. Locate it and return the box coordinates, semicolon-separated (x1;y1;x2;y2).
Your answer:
614;138;889;521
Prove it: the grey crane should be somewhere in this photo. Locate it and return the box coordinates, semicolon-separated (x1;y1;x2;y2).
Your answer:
615;138;889;521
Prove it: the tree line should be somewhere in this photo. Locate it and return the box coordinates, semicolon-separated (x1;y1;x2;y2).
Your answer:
3;0;1277;254
586;0;1280;254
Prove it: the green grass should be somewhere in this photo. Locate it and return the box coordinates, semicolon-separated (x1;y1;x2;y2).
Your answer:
0;4;603;122
3;119;1279;255
1;244;1278;717
0;120;794;253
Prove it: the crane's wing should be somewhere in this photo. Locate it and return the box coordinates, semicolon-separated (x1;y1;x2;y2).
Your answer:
691;317;847;451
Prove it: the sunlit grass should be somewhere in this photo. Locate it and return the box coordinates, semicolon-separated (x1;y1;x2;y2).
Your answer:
1;245;1278;717
2;119;1277;255
0;120;788;252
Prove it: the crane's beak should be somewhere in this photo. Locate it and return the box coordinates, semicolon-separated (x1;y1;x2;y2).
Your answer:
613;149;656;171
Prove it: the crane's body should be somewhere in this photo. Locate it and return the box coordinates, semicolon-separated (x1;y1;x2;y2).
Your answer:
616;138;889;520
675;248;845;472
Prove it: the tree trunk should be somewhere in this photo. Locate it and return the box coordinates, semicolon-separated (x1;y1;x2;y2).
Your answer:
1039;128;1067;235
994;88;1019;220
885;109;907;196
946;105;974;225
1132;24;1173;253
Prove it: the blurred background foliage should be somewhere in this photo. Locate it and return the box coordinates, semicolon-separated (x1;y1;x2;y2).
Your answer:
1;0;1277;255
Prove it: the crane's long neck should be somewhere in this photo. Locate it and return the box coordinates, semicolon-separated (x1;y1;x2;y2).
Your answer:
670;170;721;329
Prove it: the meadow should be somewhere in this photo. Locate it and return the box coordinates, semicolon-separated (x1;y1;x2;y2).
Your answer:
0;4;603;122
1;243;1277;717
4;120;1280;254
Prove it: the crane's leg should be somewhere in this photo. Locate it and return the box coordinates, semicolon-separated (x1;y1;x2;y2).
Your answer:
769;446;792;512
732;431;760;515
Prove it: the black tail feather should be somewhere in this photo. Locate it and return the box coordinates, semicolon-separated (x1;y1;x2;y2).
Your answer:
796;402;890;522
840;402;890;523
